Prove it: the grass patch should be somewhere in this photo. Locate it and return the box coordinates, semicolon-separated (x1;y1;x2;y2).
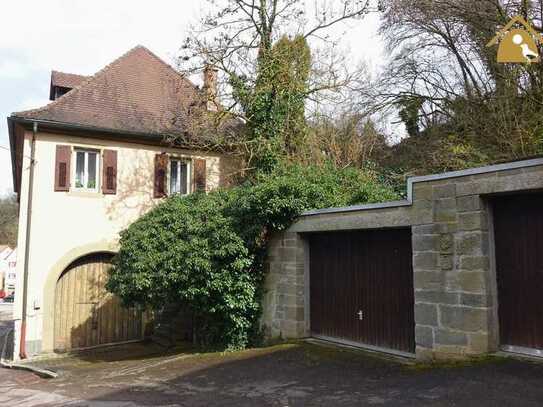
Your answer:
405;354;509;372
298;341;400;367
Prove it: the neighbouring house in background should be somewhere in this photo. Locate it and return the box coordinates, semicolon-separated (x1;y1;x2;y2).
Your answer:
0;245;13;293
8;45;239;359
2;248;17;295
0;245;11;258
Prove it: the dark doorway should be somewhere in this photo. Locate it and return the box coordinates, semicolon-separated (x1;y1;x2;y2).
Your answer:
493;193;543;353
309;228;415;354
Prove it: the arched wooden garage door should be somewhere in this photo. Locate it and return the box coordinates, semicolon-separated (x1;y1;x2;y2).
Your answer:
54;253;142;352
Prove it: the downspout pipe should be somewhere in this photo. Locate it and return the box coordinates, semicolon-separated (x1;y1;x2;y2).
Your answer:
19;121;37;359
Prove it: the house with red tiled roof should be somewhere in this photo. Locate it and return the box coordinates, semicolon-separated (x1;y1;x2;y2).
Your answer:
0;247;17;296
0;245;13;294
7;46;240;359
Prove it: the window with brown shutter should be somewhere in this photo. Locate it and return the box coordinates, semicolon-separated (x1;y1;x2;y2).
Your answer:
193;158;207;192
154;153;168;198
102;149;117;194
170;159;189;195
54;145;71;191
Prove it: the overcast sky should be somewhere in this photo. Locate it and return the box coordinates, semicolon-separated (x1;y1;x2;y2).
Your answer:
0;1;384;196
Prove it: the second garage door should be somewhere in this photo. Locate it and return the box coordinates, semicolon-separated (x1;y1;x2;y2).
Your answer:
309;228;415;354
493;193;543;354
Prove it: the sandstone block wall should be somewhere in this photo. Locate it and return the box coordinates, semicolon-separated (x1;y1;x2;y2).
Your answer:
262;161;543;359
412;165;543;359
261;232;307;340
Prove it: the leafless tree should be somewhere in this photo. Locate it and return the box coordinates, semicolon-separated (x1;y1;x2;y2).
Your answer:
355;0;543;169
305;111;391;168
178;0;383;118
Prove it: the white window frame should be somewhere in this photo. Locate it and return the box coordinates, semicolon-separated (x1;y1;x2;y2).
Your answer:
73;148;100;192
168;158;192;196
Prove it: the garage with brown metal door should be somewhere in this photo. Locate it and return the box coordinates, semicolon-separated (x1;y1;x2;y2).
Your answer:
54;252;143;352
493;192;543;356
309;228;415;355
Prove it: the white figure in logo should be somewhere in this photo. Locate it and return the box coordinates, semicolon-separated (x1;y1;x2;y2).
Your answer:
513;33;538;62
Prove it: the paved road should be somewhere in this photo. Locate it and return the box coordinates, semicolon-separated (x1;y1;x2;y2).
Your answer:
0;302;14;360
0;341;543;406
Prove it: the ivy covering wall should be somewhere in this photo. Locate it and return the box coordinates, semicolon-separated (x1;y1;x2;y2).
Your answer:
107;163;398;350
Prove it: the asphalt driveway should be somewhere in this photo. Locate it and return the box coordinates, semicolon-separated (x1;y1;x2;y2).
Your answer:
1;340;543;406
0;302;13;331
0;302;14;360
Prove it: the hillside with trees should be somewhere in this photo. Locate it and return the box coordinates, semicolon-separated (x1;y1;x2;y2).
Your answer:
179;0;543;185
353;0;543;176
0;195;18;247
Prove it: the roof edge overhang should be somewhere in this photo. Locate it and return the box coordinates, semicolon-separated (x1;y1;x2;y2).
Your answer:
10;115;166;143
8;115;230;153
7;117;17;194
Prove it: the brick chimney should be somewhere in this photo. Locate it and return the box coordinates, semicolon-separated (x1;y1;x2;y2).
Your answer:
203;65;219;111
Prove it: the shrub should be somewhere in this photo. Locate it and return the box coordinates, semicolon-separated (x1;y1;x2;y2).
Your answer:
107;162;398;350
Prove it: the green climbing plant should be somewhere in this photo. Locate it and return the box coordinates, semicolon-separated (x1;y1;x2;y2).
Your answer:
107;162;398;350
231;35;311;173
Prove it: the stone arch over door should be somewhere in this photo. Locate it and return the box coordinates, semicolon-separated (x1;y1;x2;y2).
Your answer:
53;252;142;352
42;241;142;353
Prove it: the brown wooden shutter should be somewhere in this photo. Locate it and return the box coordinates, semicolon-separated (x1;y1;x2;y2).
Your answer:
54;145;71;191
193;158;207;192
102;150;117;194
154;153;168;198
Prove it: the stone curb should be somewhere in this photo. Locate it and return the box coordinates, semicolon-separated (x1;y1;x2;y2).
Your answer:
1;359;59;379
0;327;58;378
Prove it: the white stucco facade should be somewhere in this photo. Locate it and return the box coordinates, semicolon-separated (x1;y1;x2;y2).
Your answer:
13;129;232;359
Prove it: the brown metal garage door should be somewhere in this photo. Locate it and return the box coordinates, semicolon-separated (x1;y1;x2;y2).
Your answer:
493;193;543;354
309;228;415;354
54;253;142;352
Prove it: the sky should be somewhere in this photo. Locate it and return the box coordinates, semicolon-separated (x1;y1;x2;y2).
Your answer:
0;0;385;197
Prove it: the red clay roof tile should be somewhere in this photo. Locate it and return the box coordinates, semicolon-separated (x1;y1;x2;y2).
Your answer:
51;71;89;89
16;46;206;138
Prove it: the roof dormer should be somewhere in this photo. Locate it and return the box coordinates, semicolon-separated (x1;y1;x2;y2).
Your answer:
49;70;89;100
